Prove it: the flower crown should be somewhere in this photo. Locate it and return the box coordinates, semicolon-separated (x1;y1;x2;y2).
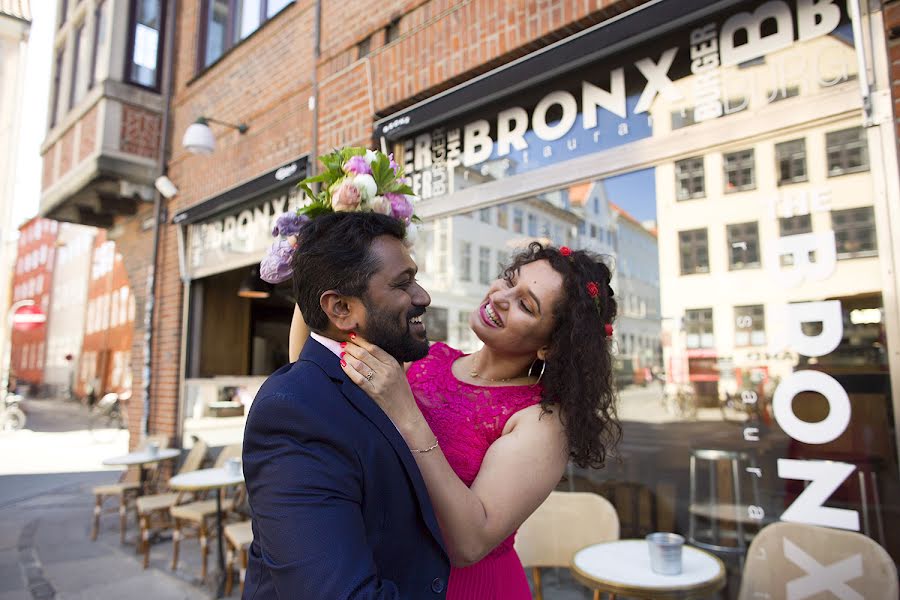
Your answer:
560;246;613;337
260;147;419;284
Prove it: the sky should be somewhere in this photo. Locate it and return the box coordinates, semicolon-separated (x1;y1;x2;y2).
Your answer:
11;1;55;229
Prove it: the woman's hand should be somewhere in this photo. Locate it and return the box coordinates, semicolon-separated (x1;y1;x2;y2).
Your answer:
340;335;424;431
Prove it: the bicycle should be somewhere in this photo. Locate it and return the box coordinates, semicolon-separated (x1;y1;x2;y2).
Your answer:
662;385;698;420
88;392;127;442
0;393;27;431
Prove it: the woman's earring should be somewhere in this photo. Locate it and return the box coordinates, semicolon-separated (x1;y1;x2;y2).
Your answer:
530;359;546;385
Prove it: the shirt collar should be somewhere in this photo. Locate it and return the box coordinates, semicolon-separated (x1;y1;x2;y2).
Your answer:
309;332;343;358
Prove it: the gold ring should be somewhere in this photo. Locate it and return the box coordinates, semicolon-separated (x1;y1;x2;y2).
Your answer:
365;371;375;381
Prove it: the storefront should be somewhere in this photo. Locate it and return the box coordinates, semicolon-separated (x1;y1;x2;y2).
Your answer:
171;156;307;447
378;0;900;583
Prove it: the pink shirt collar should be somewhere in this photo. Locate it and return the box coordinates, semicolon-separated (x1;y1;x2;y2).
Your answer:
309;332;343;358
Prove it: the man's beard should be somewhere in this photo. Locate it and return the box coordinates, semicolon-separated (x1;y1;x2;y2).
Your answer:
362;296;430;363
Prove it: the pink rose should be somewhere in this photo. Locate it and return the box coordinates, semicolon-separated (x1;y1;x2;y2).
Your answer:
343;155;372;176
332;181;361;212
386;192;413;221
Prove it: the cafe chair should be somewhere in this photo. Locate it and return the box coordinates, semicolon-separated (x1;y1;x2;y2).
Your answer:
136;439;209;569
737;521;897;600
169;443;243;579
90;434;169;542
515;491;620;600
224;520;253;596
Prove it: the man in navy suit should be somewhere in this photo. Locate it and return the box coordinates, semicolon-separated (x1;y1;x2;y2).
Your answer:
242;212;449;599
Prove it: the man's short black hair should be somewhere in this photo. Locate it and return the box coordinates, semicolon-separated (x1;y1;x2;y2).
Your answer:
291;211;406;332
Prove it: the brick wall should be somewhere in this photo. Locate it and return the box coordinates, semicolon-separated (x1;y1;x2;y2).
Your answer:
885;0;900;146
78;105;98;162
120;104;162;159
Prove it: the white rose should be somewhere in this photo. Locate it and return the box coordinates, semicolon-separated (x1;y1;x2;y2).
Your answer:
404;222;419;248
364;149;378;165
370;196;392;215
354;174;377;200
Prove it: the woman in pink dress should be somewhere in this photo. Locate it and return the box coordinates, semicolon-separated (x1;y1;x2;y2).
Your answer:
340;242;621;600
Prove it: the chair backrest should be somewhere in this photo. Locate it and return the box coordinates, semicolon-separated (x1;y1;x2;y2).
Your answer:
177;439;209;475
213;443;243;468
515;491;620;568
738;521;898;600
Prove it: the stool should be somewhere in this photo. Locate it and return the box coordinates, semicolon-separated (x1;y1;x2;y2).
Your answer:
688;448;761;557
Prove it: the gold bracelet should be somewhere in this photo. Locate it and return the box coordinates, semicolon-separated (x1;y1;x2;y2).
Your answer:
412;439;439;453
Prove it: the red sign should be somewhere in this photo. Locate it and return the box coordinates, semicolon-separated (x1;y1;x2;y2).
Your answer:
12;305;46;332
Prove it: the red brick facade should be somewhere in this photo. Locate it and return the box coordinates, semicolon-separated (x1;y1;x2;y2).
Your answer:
120;104;162;159
886;1;900;145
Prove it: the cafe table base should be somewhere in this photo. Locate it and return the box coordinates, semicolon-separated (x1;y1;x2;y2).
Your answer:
571;540;727;599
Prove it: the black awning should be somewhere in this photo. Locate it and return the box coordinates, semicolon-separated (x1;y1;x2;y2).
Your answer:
172;155;308;225
374;0;745;141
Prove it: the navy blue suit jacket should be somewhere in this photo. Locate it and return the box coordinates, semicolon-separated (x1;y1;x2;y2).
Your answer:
242;338;450;599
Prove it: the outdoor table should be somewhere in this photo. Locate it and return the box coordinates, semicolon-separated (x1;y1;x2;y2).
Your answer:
169;467;244;598
102;448;180;494
570;539;727;599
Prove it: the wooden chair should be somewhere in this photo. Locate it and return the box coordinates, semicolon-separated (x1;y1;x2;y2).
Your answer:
738;521;898;600
90;435;168;542
169;443;243;578
136;439;208;568
515;491;620;600
224;520;253;596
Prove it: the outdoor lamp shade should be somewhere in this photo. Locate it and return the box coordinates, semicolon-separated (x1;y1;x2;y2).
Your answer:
182;120;216;155
238;269;271;299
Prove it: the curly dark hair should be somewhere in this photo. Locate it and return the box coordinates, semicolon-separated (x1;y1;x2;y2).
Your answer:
504;242;621;469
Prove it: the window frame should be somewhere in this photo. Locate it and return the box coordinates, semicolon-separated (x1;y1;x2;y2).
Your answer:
734;304;766;347
679;228;709;275
197;0;295;73
459;241;472;282
775;138;808;185
726;221;761;270
723;148;756;193
675;156;705;201
832;206;878;259
478;246;491;285
89;0;107;90
69;21;84;109
684;308;714;349
826;127;869;177
125;0;167;91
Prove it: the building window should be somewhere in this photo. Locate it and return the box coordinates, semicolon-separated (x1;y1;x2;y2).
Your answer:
832;207;877;259
827;127;869;176
496;206;508;229
423;307;448;342
727;222;761;270
513;208;524;233
671;107;695;130
89;0;108;89
479;208;492;224
679;228;709;275
684;308;714;349
735;305;766;347
459;242;471;282
675;157;705;200
50;48;64;127
724;149;755;192
775;139;807;185
201;0;293;69
127;0;164;89
779;214;813;266
527;214;537;237
479;247;491;285
357;35;371;59
69;22;84;109
385;18;401;43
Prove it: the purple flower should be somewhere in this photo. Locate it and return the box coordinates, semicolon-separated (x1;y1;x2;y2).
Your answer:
388;153;400;174
386;192;413;221
272;212;308;238
343;155;372;176
260;238;297;284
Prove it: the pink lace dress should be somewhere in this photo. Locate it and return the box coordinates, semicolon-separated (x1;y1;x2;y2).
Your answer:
407;342;543;600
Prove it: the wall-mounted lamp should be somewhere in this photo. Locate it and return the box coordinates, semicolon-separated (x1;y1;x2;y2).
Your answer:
182;116;249;155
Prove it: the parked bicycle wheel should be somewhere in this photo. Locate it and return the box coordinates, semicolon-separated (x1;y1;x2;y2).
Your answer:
0;406;26;431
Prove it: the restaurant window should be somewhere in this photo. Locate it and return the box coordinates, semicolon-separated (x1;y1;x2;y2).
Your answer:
69;22;84;109
478;247;491;285
734;305;766;347
201;0;293;69
778;214;813;266
675;157;705;200
727;222;761;270
827;127;868;176
684;308;714;349
126;0;163;89
459;242;472;282
832;207;877;259
724;149;755;192
679;228;709;275
89;0;107;89
775;139;807;185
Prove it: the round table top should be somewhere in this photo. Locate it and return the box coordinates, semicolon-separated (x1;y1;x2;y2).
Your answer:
571;539;726;598
102;448;180;466
169;467;244;491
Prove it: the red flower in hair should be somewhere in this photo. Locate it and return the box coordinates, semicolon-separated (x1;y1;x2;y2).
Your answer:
560;246;572;257
586;282;600;297
605;323;614;337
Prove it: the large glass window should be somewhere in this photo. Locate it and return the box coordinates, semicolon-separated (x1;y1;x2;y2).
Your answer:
685;308;714;349
89;0;108;89
675;157;704;200
69;22;84;109
127;0;163;89
827;127;869;176
201;0;294;69
734;305;765;346
679;229;708;275
724;149;755;192
832;207;877;259
726;222;761;270
775;139;807;185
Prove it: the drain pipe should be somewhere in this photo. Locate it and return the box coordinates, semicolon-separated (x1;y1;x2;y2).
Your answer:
141;0;177;440
310;0;321;171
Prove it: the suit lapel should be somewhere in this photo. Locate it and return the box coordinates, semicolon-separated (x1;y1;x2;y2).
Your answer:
298;339;447;554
